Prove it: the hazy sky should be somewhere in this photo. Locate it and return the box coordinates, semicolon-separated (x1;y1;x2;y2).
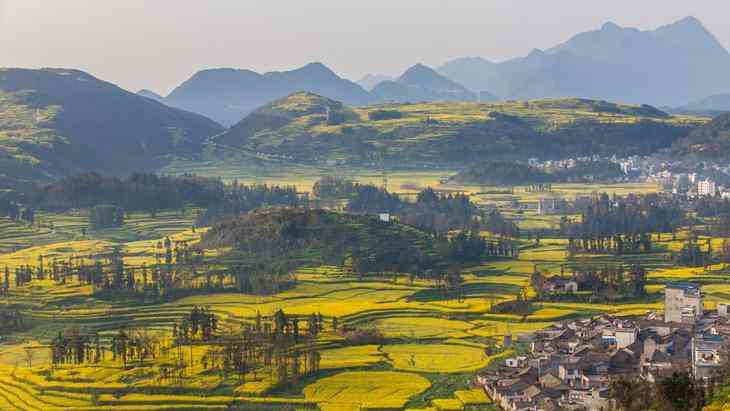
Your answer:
1;0;729;95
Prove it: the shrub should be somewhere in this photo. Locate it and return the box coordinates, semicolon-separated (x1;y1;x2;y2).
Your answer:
343;326;384;345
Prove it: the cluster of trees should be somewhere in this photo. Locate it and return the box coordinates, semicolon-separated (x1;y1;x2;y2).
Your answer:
532;264;647;302
348;184;479;233
199;309;323;387
94;240;204;300
482;210;520;238
0;306;22;335
312;175;357;200
610;370;723;411
8;236;206;303
2;267;9;295
172;306;218;343
368;109;403;121
451;160;551;186
51;328;101;365
696;197;730;219
22;172;301;227
451;160;625;186
673;233;714;268
312;176;482;233
88;204;125;230
49;309;326;390
29;172;226;213
400;188;478;232
196;181;299;226
0;198;34;224
561;193;683;255
490;287;532;318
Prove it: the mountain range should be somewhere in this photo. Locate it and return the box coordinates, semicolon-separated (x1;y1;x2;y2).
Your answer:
156;16;730;126
164;63;373;126
0;68;223;188
676;93;730;115
437;17;730;106
163;63;484;126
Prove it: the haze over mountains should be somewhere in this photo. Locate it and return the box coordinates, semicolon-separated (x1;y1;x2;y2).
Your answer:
155;16;730;126
163;63;483;126
370;64;488;104
164;63;373;126
438;17;730;107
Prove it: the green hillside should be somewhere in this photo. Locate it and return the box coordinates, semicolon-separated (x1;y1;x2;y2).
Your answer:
212;93;706;165
0;68;223;188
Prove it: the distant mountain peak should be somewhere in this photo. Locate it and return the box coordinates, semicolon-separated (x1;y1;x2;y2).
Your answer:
676;16;703;28
291;62;338;78
402;63;432;75
399;64;447;85
166;63;371;126
373;63;478;103
601;21;622;32
527;48;547;58
137;89;164;101
438;16;730;106
652;15;725;52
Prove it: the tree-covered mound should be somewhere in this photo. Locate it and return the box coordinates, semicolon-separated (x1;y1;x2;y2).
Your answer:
672;111;730;159
200;207;500;280
449;161;551;186
450;159;625;185
211;93;702;166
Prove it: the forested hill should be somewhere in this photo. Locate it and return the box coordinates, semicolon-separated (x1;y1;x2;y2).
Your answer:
212;93;704;166
671;111;730;160
450;159;625;185
0;68;223;188
200;207;506;281
200;207;436;276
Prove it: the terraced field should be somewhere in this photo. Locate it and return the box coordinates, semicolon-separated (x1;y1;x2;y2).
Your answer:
0;210;199;254
4;189;730;411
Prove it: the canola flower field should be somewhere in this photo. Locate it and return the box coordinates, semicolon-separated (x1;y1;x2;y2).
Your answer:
2;182;730;410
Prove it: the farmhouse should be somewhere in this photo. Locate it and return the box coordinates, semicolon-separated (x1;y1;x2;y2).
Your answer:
542;277;578;293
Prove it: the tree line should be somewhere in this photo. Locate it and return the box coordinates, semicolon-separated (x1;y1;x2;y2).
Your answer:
561;193;683;255
10;172;300;225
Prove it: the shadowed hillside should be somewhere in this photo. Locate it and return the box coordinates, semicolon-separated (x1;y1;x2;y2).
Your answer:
0;68;223;187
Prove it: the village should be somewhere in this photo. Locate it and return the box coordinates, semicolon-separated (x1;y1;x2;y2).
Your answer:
476;282;730;411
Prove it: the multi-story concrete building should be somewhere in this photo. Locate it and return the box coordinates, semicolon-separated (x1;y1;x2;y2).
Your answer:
697;179;717;197
665;283;703;324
